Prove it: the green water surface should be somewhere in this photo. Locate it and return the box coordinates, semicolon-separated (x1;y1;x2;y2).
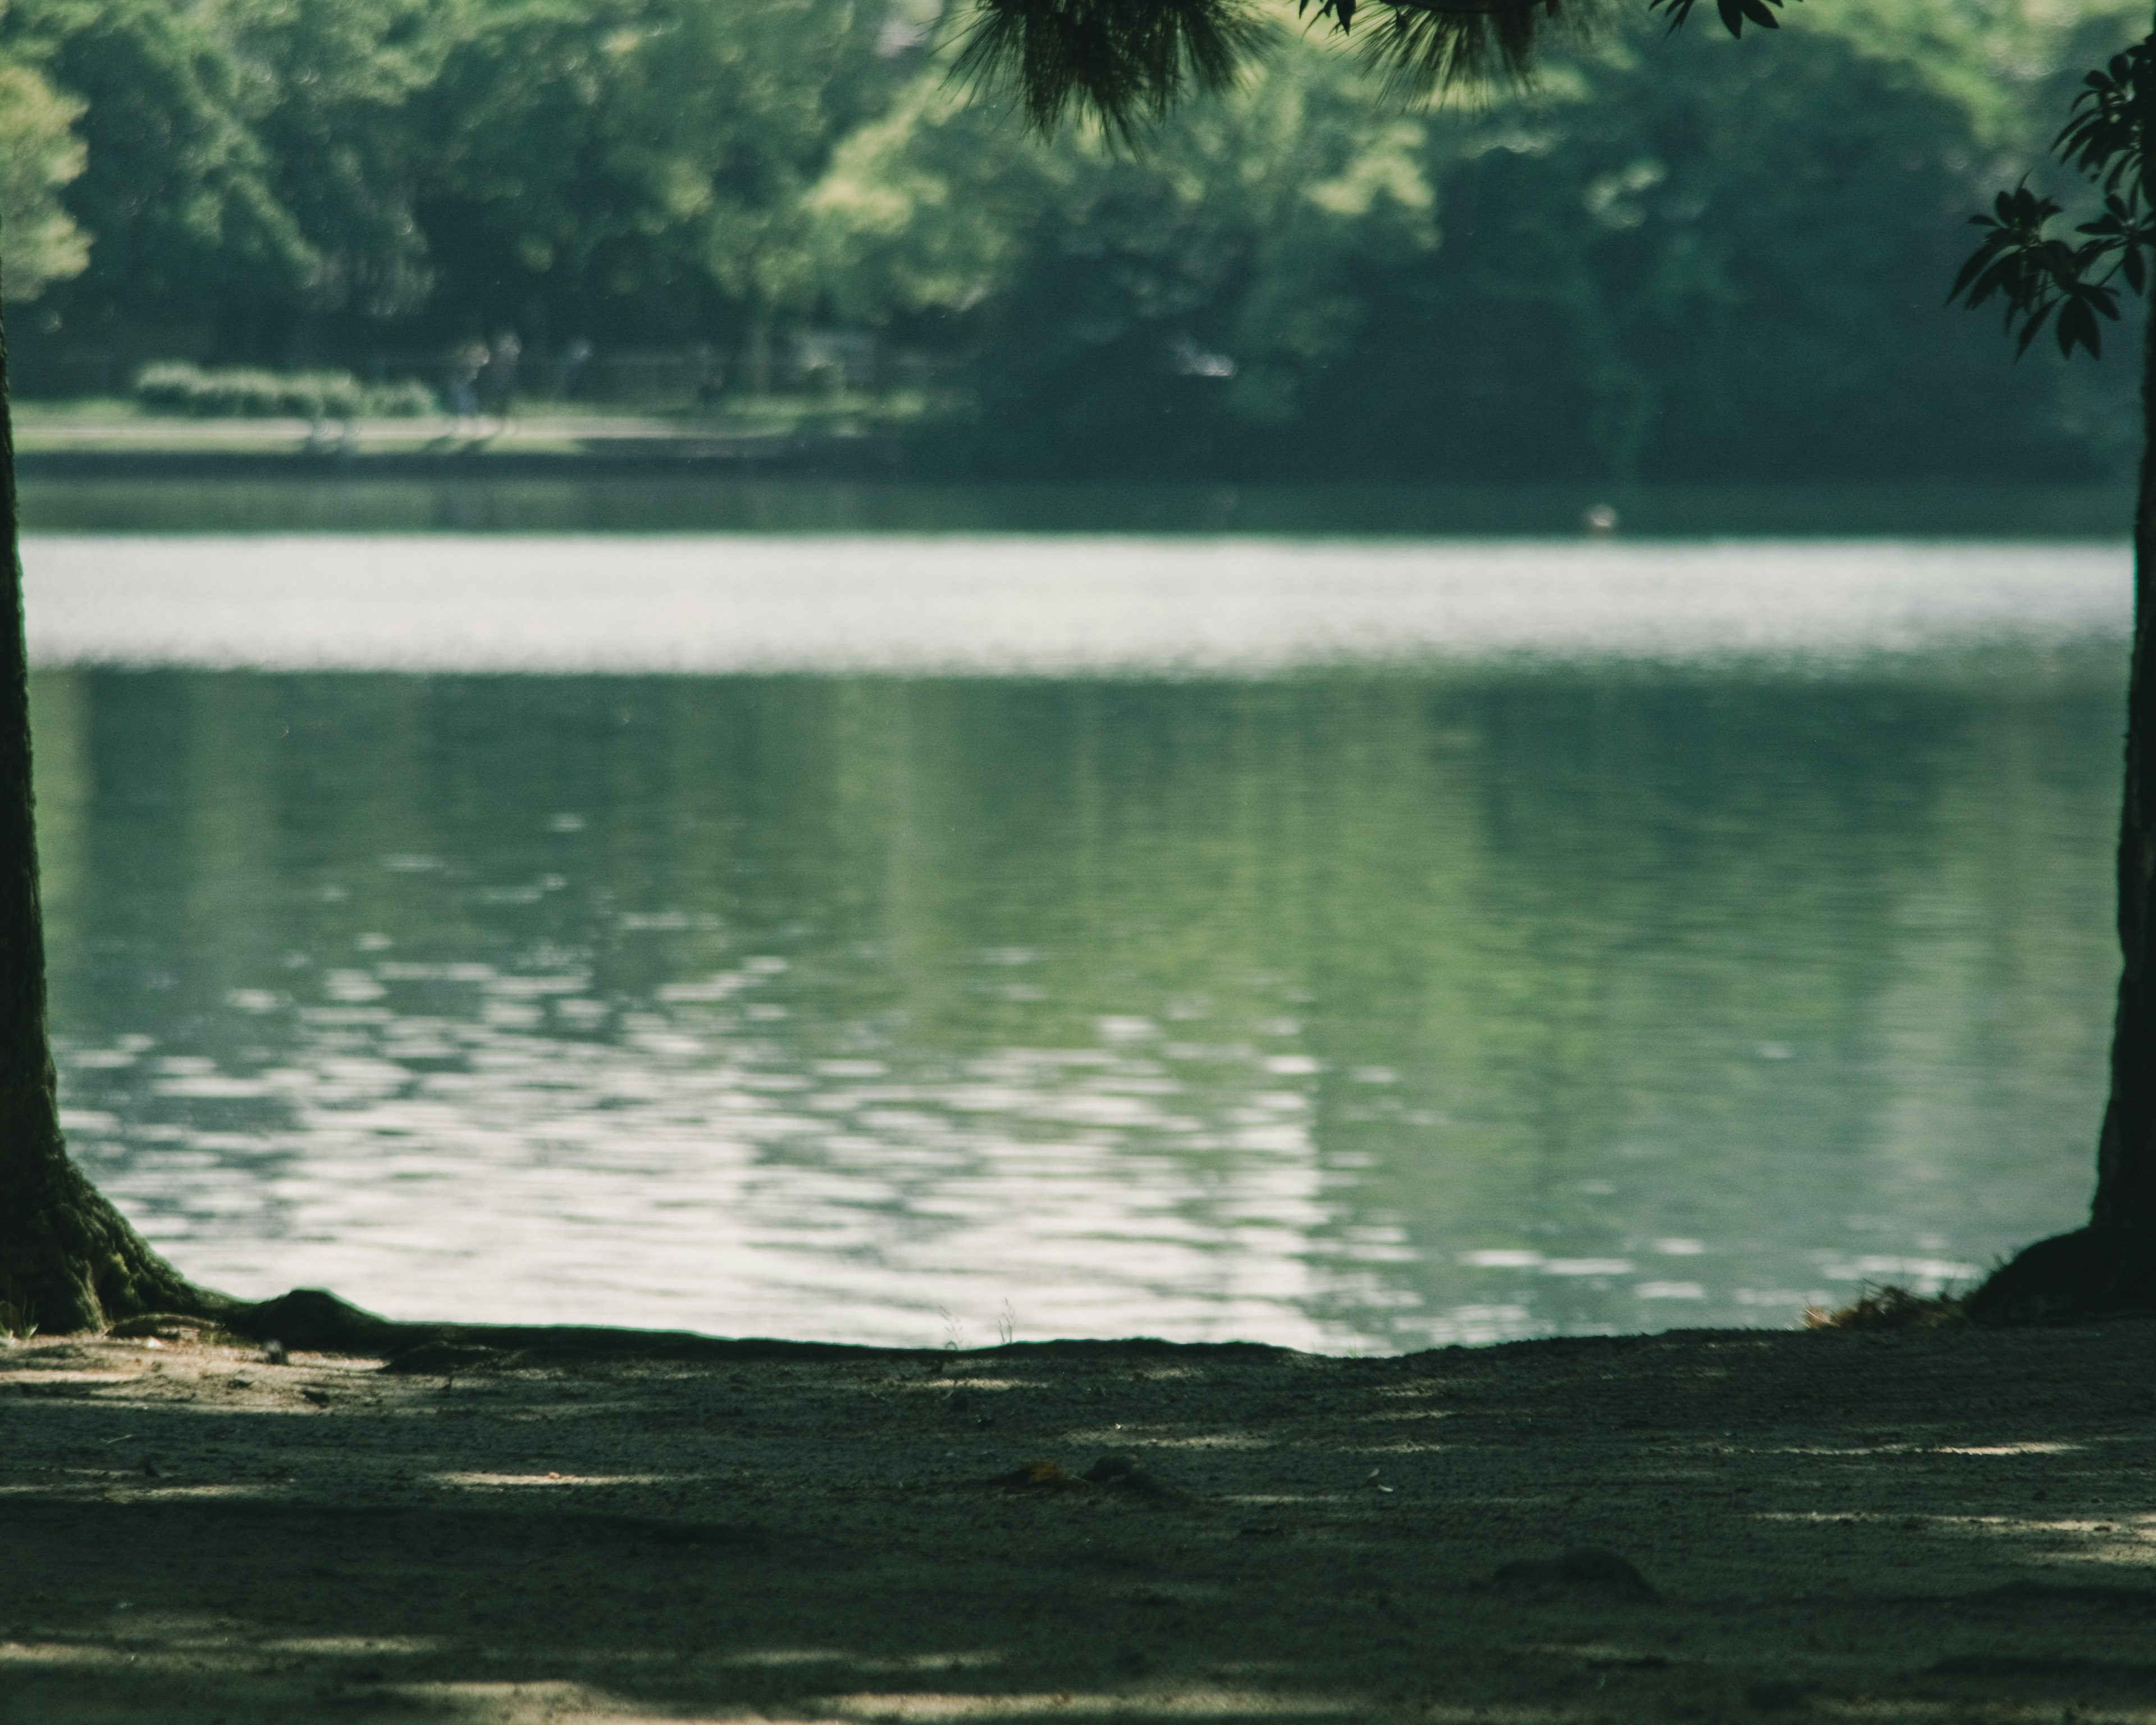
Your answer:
28;654;2120;1347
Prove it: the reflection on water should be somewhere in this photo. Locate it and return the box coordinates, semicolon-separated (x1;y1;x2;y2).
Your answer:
26;562;2124;1348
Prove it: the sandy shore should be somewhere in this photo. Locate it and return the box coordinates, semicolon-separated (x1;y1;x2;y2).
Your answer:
4;1317;2154;1723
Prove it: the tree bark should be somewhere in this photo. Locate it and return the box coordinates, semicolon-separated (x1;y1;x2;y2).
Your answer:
1967;143;2156;1322
2091;266;2156;1240
0;283;220;1336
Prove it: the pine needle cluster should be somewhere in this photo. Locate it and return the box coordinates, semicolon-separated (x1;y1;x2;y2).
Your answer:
947;0;1622;139
949;0;1274;142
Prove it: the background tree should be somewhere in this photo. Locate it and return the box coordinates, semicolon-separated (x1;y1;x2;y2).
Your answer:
812;6;2127;483
213;0;445;333
813;37;1442;471
411;0;894;354
0;52;89;303
0;0;2120;474
3;0;2131;476
0;0;309;339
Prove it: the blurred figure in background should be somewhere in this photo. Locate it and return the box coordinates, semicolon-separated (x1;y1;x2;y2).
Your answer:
559;338;594;400
481;331;521;425
444;335;488;434
690;342;725;416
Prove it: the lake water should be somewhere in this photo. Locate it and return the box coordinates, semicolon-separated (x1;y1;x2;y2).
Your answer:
19;517;2132;1350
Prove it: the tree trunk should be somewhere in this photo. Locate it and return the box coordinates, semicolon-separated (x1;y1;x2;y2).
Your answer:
2092;270;2156;1242
1967;174;2156;1322
0;286;220;1336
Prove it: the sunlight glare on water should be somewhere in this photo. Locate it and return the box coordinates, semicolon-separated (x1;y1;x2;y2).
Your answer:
24;534;2130;673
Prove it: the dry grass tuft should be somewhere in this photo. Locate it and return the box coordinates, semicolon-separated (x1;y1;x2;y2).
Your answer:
1805;1284;1965;1330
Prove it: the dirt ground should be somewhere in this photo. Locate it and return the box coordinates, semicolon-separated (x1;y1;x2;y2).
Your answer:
3;1316;2154;1724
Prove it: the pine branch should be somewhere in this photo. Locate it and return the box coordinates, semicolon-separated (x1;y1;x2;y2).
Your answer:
949;0;1767;138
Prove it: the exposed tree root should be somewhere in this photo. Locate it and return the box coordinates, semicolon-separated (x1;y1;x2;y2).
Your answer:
1962;1227;2156;1326
0;1128;237;1337
72;1286;1298;1374
220;1287;917;1362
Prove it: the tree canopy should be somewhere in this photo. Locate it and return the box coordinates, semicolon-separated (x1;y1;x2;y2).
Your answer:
0;0;2143;483
0;52;87;302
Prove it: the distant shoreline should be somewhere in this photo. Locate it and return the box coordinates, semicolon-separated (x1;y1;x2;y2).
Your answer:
11;457;2140;542
13;442;880;482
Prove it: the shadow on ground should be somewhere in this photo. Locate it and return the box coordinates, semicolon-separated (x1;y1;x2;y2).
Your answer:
3;1320;2154;1722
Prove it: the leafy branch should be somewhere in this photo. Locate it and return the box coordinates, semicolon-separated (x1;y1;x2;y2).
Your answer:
1641;0;1797;42
1299;0;1778;94
1952;44;2156;360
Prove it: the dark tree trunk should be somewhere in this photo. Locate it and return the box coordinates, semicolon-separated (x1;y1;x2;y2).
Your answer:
2093;275;2156;1240
0;287;220;1336
1968;205;2156;1322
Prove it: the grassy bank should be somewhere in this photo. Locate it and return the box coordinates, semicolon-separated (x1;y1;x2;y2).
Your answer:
6;399;925;465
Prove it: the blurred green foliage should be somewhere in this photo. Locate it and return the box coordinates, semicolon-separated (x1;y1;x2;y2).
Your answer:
0;49;87;302
132;358;435;416
0;0;2145;480
3;0;309;318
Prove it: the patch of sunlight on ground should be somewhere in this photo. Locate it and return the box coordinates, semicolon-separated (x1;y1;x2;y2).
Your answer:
1935;1442;2083;1455
252;1632;444;1656
721;1648;886;1669
430;1471;675;1487
1139;1433;1277;1450
0;1369;142;1384
724;1650;1011;1675
1820;1709;2156;1724
823;1689;1365;1720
